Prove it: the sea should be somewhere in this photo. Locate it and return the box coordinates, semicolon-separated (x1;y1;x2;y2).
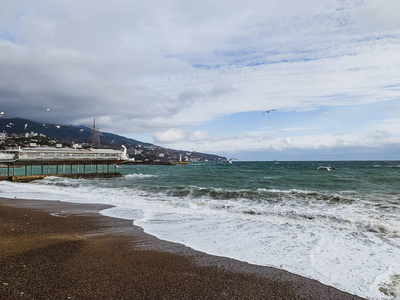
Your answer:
1;161;399;300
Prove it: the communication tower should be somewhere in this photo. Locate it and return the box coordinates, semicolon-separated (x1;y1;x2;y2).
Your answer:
91;118;101;148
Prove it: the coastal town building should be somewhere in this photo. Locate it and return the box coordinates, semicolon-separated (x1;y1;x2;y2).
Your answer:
0;132;7;142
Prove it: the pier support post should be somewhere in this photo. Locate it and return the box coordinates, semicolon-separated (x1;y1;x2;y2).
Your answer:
13;163;15;177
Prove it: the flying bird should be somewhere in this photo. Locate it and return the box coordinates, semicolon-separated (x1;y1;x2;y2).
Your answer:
44;108;50;111
317;166;338;171
262;109;277;115
9;122;14;126
6;125;11;128
24;123;28;129
0;111;4;117
227;158;238;164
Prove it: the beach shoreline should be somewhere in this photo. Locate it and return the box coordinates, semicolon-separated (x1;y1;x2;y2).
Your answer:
0;197;365;299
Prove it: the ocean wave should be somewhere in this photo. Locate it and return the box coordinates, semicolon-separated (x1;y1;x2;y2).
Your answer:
137;185;358;205
128;185;400;238
131;186;366;221
124;173;157;179
3;161;398;300
32;176;84;187
7;174;398;246
257;188;357;204
358;219;400;237
19;178;398;239
373;164;400;168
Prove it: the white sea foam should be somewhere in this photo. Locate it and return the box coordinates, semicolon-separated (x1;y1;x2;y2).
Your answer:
373;264;400;300
1;178;399;300
124;173;157;178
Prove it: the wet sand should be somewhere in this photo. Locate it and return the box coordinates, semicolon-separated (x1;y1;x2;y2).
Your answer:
0;197;365;299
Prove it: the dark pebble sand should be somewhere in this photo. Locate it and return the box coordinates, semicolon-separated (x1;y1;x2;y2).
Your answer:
0;197;366;300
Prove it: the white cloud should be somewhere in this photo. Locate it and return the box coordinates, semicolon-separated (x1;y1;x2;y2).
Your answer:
152;128;210;144
368;130;390;140
351;0;400;31
156;119;400;155
1;0;400;159
189;131;209;142
281;127;310;132
0;0;23;20
284;137;293;145
152;128;186;143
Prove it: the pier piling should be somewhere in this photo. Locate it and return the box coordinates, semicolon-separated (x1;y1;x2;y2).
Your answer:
0;160;123;182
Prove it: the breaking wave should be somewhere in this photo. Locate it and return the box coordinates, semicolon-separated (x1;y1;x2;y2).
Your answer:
124;173;158;179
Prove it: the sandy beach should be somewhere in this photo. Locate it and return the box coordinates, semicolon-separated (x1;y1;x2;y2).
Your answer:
0;197;365;300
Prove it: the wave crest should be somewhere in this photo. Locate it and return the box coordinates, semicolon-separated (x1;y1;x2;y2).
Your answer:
32;176;83;187
124;173;157;178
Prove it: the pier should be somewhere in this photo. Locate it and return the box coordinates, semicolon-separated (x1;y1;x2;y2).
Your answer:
0;159;123;182
0;146;130;182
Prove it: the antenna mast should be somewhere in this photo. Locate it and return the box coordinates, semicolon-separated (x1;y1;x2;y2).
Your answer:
91;118;100;148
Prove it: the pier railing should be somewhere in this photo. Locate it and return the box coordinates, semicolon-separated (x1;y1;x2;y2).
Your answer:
0;159;124;182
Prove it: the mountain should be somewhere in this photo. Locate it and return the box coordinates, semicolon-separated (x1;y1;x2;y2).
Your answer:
0;118;226;162
0;118;152;146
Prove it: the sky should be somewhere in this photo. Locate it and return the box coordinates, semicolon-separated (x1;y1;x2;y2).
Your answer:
1;0;400;160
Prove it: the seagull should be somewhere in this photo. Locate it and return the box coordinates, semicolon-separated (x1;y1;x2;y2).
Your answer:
24;123;28;129
262;109;277;115
0;111;4;117
227;158;237;164
55;125;61;129
6;124;11;128
44;108;50;111
318;166;338;171
9;122;14;126
79;129;84;132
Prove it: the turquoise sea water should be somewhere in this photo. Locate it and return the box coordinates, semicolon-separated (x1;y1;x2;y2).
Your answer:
1;161;399;299
117;160;400;198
